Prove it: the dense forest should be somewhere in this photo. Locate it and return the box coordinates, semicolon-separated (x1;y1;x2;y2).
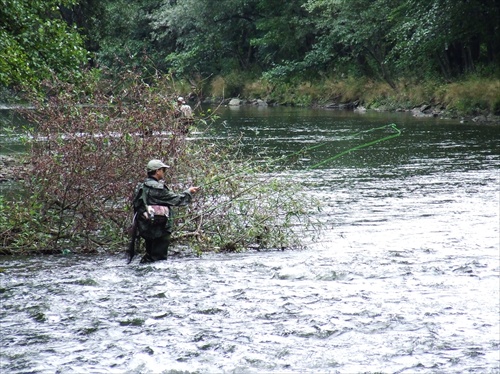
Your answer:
1;0;500;112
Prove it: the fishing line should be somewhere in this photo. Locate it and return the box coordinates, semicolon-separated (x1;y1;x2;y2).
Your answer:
307;123;402;169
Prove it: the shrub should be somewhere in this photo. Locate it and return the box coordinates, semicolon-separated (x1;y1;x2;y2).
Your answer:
1;71;322;255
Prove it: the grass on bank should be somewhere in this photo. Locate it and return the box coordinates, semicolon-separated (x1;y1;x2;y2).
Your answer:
208;74;500;116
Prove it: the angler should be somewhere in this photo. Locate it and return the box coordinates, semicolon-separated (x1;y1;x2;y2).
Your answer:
128;159;199;263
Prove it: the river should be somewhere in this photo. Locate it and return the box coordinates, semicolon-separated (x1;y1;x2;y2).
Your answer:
1;106;499;373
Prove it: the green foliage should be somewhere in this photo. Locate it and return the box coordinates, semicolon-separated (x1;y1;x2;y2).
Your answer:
252;0;316;66
493;100;500;116
292;0;500;84
0;194;56;254
0;0;88;89
218;70;253;98
389;0;500;78
3;0;499;115
149;0;318;82
151;0;260;77
441;77;500;115
213;72;500;117
303;0;400;87
453;98;489;115
96;0;164;72
181;147;323;255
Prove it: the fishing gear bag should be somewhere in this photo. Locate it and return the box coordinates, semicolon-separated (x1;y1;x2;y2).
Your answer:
132;182;170;234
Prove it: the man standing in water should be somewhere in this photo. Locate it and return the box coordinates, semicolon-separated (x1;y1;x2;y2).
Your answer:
176;96;193;118
131;159;199;263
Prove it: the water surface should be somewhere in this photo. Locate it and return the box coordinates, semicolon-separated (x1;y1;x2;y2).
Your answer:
1;107;499;373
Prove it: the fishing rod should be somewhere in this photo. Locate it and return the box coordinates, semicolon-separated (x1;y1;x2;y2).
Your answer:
199;144;313;188
199;123;401;187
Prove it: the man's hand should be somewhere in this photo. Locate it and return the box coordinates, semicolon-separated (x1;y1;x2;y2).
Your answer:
188;186;200;194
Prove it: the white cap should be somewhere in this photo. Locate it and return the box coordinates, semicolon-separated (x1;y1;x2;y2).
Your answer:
177;96;185;103
147;159;169;172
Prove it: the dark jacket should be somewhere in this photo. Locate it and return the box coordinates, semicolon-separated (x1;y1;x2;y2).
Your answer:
134;177;193;239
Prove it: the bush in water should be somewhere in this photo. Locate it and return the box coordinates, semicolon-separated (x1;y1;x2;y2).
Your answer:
0;71;322;255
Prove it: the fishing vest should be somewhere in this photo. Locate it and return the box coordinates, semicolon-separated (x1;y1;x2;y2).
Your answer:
132;180;170;239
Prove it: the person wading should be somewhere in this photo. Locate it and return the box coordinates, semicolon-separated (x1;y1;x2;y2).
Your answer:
176;96;193;119
129;159;199;263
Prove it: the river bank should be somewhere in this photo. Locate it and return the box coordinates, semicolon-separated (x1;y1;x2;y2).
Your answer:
217;97;500;125
204;74;500;126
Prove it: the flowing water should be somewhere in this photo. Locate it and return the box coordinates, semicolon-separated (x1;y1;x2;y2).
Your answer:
1;107;499;373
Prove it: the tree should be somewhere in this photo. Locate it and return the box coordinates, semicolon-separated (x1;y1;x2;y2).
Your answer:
59;0;105;63
151;0;260;77
390;0;500;79
95;0;165;72
303;0;399;87
0;0;88;89
251;0;316;68
304;0;500;82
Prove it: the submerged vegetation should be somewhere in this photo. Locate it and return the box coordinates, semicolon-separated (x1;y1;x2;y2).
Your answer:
0;71;323;255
